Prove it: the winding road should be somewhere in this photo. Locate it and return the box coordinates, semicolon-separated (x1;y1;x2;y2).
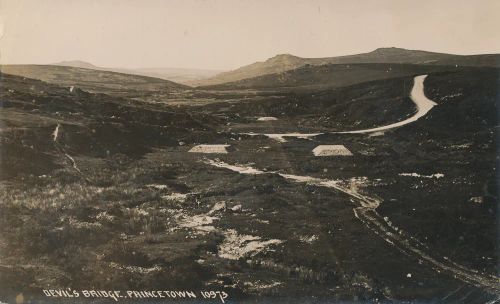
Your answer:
338;75;436;134
245;74;437;141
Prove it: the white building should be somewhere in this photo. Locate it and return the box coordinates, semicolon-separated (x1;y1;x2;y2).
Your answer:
312;145;352;156
189;144;230;154
257;117;278;121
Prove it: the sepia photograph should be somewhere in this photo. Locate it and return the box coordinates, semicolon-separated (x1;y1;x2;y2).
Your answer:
0;0;499;303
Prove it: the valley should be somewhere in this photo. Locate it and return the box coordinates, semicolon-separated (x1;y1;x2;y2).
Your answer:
0;49;499;303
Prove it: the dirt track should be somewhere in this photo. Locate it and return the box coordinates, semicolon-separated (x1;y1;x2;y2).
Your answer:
205;159;500;298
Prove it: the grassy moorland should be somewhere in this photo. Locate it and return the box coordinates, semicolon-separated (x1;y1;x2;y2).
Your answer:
0;67;498;303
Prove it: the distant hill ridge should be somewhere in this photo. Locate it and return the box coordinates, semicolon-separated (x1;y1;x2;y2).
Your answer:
201;62;499;91
0;64;188;96
195;47;500;86
52;61;222;85
55;60;98;69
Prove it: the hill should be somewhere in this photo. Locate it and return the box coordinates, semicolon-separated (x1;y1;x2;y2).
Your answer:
53;60;222;84
54;60;99;69
196;47;500;86
0;64;188;97
0;72;216;179
199;63;482;90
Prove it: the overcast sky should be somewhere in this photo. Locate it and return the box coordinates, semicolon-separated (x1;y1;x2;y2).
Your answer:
1;0;499;70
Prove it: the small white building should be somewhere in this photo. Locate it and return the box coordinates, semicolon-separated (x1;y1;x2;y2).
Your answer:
257;116;278;121
257;117;278;121
312;145;352;156
189;144;230;154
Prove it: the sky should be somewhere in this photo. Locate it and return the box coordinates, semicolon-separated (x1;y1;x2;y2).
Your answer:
1;0;499;70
